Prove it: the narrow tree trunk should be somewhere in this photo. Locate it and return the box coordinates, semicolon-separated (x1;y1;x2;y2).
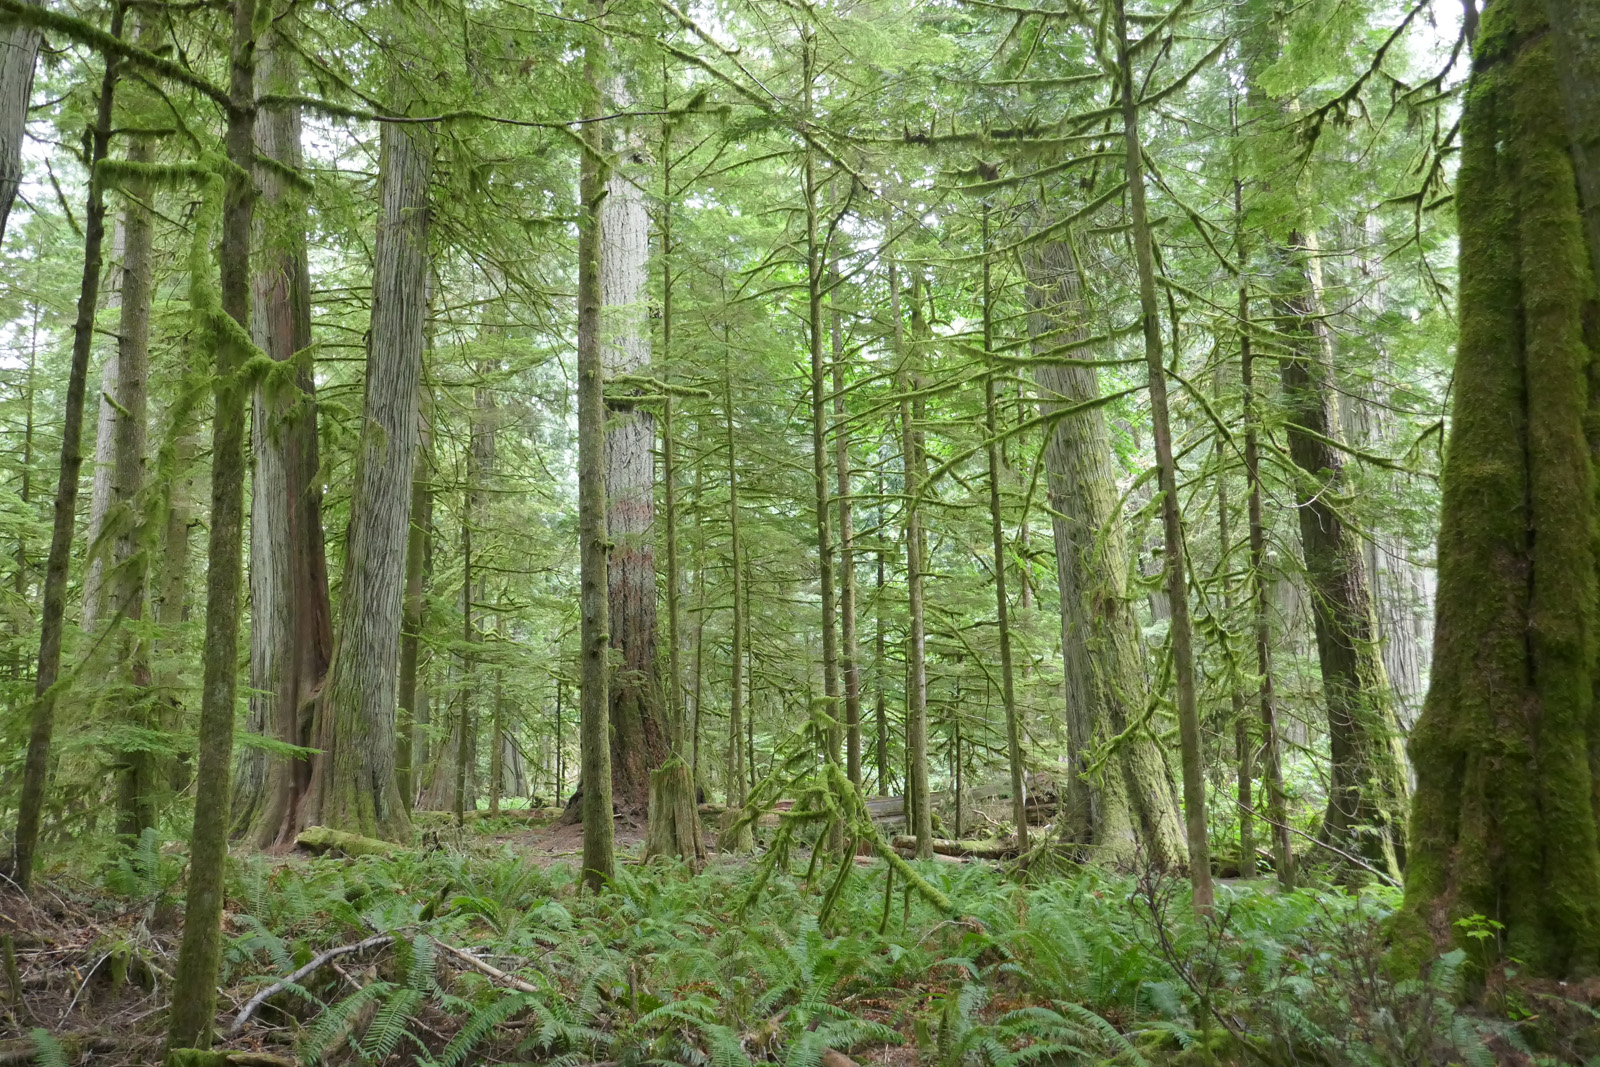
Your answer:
719;373;753;852
10;5;124;890
980;209;1028;851
108;79;157;837
801;48;842;785
1239;272;1293;886
1214;386;1252;879
874;540;889;794
1115;0;1212;914
455;452;475;829
892;253;932;860
236;31;333;847
488;665;503;818
305;89;431;842
830;227;862;789
166;0;258;1046
1546;0;1600;273
577;12;614;888
0;0;40;245
1396;0;1600;978
397;412;432;811
1022;234;1185;868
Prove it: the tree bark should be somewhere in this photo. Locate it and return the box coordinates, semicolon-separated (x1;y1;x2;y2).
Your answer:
718;372;753;852
305;89;431;842
1115;0;1212;913
599;76;667;817
166;0;258;1046
892;254;932;860
1270;234;1409;878
9;3;124;891
107;76;157;838
830;218;862;790
235;31;333;847
1395;0;1600;978
577;11;614;888
980;209;1028;852
1021;234;1185;869
0;0;39;246
396;407;432;811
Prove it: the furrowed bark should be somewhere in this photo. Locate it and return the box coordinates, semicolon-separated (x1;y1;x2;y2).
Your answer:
236;29;332;847
306;76;431;842
1021;233;1184;869
0;0;40;245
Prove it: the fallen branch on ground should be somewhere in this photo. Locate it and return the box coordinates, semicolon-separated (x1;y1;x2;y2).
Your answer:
227;933;395;1036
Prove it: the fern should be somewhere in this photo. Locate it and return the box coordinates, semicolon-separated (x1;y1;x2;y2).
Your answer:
28;1029;67;1067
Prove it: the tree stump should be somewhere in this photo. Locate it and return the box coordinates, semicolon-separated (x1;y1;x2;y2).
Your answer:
643;762;704;863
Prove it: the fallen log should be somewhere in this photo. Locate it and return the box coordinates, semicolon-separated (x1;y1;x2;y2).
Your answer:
294;826;402;858
891;835;1019;860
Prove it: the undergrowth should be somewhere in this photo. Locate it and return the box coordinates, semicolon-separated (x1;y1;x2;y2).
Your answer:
6;835;1597;1066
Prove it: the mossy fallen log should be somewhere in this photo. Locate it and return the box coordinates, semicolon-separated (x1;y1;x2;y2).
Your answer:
891;835;1018;860
293;826;402;857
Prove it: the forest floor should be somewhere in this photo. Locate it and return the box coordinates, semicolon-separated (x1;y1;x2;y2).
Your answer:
2;812;1596;1067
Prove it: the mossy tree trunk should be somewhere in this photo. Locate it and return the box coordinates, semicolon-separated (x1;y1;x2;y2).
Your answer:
1270;237;1409;878
1115;0;1212;912
166;0;257;1046
718;371;754;853
235;30;333;848
1396;0;1600;978
1021;234;1185;870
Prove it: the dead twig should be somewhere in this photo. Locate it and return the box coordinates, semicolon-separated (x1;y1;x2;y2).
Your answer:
227;933;394;1037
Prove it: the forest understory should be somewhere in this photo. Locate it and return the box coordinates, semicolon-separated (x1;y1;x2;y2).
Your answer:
2;808;1598;1067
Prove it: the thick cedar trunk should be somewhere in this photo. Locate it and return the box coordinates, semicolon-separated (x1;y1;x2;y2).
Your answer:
0;0;39;245
1021;235;1185;869
577;11;614;888
10;6;123;890
600;80;667;816
166;0;258;1046
1396;0;1600;977
1116;0;1212;912
305;100;430;841
1272;238;1409;877
236;33;333;847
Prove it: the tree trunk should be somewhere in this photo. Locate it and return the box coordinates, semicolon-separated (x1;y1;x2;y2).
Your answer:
830;224;862;790
166;0;258;1046
0;0;40;246
305;94;431;842
10;4;124;891
1395;0;1600;978
1115;0;1212;913
1021;234;1185;870
81;309;119;634
235;32;333;847
892;255;932;860
1270;234;1409;878
577;13;614;889
718;372;753;852
1545;0;1600;273
600;77;667;817
107;79;157;838
980;209;1028;852
396;408;432;811
1240;272;1293;887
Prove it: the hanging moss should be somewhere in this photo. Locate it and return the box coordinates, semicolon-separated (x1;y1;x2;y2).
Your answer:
1394;0;1600;980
